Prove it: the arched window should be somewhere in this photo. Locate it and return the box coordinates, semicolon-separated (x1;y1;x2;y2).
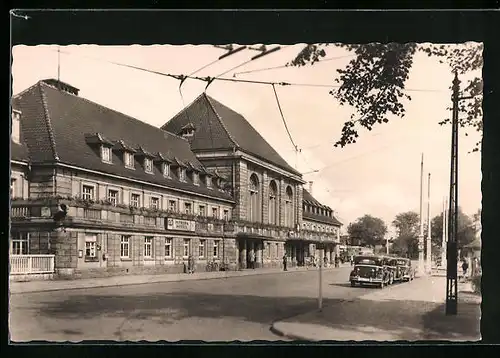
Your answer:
268;180;278;225
248;174;260;222
285;186;293;227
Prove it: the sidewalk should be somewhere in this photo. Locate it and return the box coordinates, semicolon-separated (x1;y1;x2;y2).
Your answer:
9;264;350;295
271;276;481;341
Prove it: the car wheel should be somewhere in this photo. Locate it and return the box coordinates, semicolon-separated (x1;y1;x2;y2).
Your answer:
379;282;384;289
350;281;355;287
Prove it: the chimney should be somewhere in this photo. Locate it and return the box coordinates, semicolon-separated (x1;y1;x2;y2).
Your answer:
308;181;313;195
11;109;21;144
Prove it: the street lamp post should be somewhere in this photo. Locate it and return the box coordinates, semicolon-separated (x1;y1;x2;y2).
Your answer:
318;243;323;311
418;153;426;276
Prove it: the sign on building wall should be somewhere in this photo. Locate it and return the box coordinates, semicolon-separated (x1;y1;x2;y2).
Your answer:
166;218;195;232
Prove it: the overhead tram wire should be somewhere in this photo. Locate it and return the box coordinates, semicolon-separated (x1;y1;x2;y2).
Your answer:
233;54;356;77
203;45;285;92
47;49;447;94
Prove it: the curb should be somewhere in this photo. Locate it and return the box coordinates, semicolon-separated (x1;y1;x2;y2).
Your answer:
10;266;349;295
270;323;311;341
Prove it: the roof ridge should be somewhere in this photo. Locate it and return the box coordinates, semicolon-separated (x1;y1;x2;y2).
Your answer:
39;81;188;143
38;84;60;161
203;93;239;149
11;80;44;100
161;92;206;131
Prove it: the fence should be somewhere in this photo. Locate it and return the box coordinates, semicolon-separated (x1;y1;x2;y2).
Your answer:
9;254;55;275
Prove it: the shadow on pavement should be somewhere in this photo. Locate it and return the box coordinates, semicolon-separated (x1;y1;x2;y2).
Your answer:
279;296;481;341
421;293;481;341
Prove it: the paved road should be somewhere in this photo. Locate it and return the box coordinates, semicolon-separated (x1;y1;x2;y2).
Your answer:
9;266;374;342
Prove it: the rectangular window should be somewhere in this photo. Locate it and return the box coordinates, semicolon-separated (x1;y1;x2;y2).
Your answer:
183;239;190;258
101;146;112;163
163;163;170;177
199;239;206;258
150;197;159;210
223;209;229;221
165;238;172;258
144;237;153;258
130;193;141;208
198;205;206;216
212;207;219;218
206;176;212;188
168;200;177;212
213;240;220;258
82;184;95;200
10;232;29;255
184;202;192;214
108;189;119;206
193;172;199;185
85;234;97;258
124;152;135;169
120;235;130;258
10;178;17;198
145;158;153;173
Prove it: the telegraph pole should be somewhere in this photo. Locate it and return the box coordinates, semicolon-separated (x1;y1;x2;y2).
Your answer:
446;72;465;316
441;197;447;269
417;153;425;276
426;173;432;274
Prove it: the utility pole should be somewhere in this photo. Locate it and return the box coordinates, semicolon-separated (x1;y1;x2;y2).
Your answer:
441;197;447;269
318;244;323;311
446;72;467;316
426;173;432;274
417;153;425;276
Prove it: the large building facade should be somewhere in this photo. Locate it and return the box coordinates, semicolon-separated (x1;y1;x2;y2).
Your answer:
10;79;342;279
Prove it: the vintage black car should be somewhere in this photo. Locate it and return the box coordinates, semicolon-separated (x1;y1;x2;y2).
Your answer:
381;256;397;285
350;255;390;288
395;257;415;282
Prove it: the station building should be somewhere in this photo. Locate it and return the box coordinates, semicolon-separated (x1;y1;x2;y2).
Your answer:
10;79;342;279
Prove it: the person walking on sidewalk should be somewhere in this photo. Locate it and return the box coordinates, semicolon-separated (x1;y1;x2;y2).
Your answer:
283;254;288;271
249;250;255;269
187;254;195;274
462;260;469;279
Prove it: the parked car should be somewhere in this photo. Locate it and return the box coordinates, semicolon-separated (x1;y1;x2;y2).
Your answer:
350;255;390;288
395;257;415;282
381;256;397;285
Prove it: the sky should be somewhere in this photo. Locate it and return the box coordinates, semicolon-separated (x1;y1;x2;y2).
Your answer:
11;44;482;235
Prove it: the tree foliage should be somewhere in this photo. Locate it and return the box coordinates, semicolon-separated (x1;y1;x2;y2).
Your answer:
347;214;387;248
289;43;483;151
391;211;420;258
430;207;476;251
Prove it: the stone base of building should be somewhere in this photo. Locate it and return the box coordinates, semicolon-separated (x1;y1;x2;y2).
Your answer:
9;273;55;282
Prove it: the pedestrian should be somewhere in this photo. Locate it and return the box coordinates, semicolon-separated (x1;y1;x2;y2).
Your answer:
323;255;328;268
462;260;469;279
335;255;340;268
283;254;287;271
249;250;255;269
187;254;195;274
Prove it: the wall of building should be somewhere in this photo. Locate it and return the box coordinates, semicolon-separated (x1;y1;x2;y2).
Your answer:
11;164;29;199
50;167;233;220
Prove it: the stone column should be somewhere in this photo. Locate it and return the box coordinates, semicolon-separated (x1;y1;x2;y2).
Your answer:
54;229;78;277
240;239;247;269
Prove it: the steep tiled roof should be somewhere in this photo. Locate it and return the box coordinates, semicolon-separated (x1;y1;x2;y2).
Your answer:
11;140;30;163
12;80;233;202
161;93;301;176
302;189;342;226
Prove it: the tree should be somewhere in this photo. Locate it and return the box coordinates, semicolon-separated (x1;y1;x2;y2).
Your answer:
289;43;483;151
347;215;387;248
430;207;476;255
391;211;420;259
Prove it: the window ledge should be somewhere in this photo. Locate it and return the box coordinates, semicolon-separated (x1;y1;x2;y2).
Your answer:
143;257;155;261
120;257;132;261
84;257;99;262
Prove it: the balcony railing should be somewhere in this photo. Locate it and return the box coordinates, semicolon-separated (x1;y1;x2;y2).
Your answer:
10;254;55;275
11;206;30;218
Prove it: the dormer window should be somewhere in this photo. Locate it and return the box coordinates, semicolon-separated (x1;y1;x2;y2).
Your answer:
124;151;135;169
101;145;112;163
193;172;199;185
144;158;153;174
206;176;213;189
163;163;170;177
179;168;186;182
